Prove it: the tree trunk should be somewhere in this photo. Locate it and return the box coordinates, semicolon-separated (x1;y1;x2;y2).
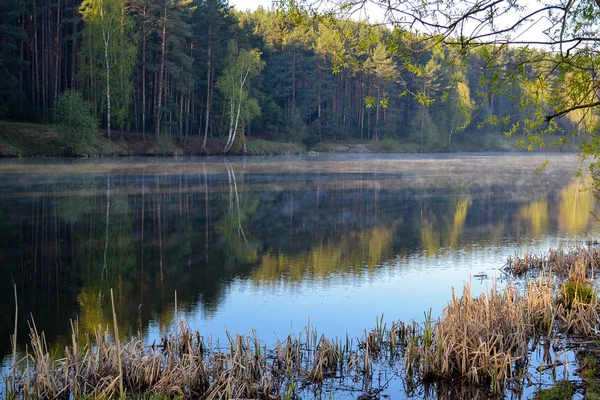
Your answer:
155;2;167;142
54;0;61;106
292;50;296;106
360;81;364;140
202;35;212;152
141;4;147;140
178;92;184;143
33;0;39;115
375;85;380;142
317;68;322;141
71;3;78;89
103;27;111;138
224;66;250;153
184;88;191;145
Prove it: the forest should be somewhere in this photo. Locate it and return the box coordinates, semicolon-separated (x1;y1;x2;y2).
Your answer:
0;0;595;152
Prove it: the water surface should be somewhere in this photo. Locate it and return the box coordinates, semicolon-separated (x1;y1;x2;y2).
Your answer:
1;153;598;362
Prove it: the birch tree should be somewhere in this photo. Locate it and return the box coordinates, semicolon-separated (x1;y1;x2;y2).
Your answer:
216;41;265;154
80;0;135;138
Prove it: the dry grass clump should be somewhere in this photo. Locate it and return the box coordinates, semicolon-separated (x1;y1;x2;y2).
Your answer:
555;257;600;336
504;245;600;278
404;280;555;393
204;331;276;399
402;245;600;394
506;247;600;336
8;314;416;399
11;320;214;399
504;252;546;277
308;336;342;382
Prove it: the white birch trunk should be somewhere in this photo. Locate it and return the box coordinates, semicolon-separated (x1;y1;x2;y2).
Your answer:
101;0;111;139
224;65;251;153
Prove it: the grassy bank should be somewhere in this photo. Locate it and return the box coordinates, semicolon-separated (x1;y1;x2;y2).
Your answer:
6;244;600;399
313;131;583;153
0;122;306;157
0;121;583;157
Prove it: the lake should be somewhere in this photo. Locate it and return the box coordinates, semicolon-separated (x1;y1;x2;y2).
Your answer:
0;153;598;394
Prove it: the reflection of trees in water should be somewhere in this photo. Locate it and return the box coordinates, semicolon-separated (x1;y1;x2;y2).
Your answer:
515;176;597;239
519;200;549;237
251;226;394;284
1;165;599;359
558;176;595;235
216;160;260;270
419;196;473;255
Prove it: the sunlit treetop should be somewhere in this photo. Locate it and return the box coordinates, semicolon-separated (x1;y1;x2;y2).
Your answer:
280;0;600;49
280;0;600;158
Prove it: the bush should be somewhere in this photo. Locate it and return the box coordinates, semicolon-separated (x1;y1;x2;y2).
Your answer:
379;137;400;152
54;90;98;155
558;280;596;309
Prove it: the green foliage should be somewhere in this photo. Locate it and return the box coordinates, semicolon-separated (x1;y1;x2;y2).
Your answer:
155;136;178;155
558;280;596;310
0;0;26;119
379;137;400;152
9;0;600;153
533;380;574;400
79;0;137;134
245;139;306;155
217;40;266;153
54;91;98;155
579;353;600;400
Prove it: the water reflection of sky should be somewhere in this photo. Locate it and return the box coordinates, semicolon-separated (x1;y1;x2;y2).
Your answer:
173;235;599;348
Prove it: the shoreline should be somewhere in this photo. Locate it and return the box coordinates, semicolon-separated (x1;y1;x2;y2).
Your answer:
0;121;583;158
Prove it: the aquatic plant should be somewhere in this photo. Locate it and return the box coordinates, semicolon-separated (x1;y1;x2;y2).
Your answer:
533;380;575;400
557;280;596;309
504;244;600;279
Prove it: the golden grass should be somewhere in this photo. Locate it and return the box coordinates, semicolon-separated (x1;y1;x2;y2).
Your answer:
504;244;600;278
404;279;556;393
400;245;600;393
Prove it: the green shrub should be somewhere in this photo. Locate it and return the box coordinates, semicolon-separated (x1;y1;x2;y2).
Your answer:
533;380;574;399
54;90;98;155
558;280;596;309
379;137;400;152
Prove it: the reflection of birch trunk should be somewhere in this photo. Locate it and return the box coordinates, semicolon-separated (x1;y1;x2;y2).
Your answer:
157;187;164;285
203;162;209;262
140;181;145;303
102;174;111;280
224;160;246;243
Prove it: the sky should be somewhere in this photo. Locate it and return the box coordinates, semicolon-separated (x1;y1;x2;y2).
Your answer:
229;0;387;23
228;0;550;45
230;0;273;11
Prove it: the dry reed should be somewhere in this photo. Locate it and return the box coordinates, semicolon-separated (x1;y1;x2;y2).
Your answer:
504;244;600;278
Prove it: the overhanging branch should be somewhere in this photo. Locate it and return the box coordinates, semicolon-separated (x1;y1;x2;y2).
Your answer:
545;101;600;122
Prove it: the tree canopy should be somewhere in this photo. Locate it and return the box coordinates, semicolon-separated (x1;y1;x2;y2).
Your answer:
284;0;600;153
2;0;599;153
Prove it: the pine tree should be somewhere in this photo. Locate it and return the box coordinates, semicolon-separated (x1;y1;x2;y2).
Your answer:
0;0;26;118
